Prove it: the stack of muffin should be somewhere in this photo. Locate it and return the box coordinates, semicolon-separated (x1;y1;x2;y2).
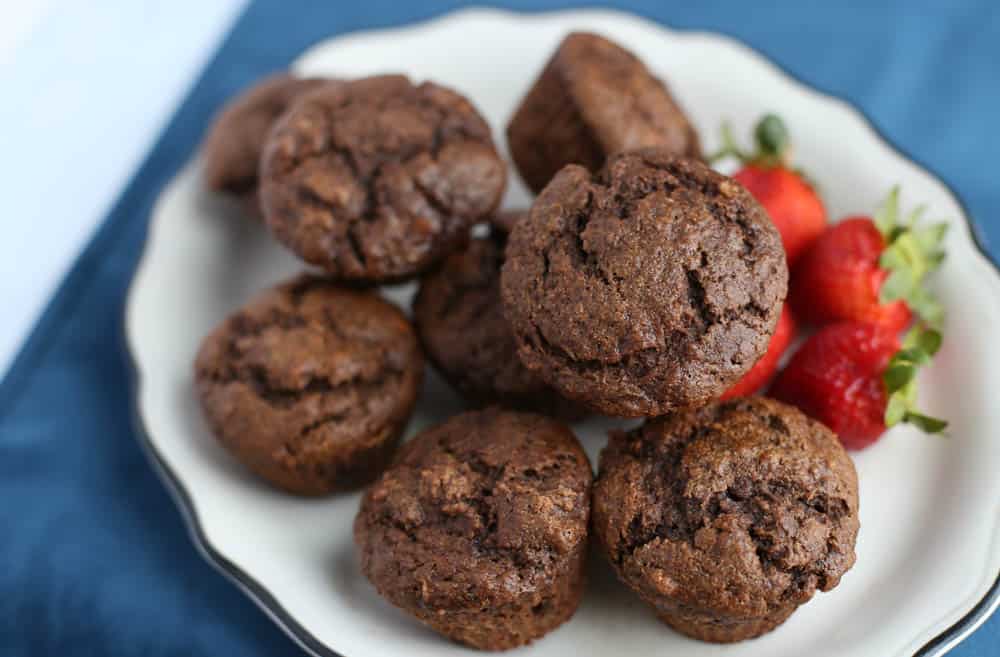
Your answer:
195;32;859;650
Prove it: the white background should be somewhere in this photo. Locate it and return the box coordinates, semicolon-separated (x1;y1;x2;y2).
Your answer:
0;1;246;377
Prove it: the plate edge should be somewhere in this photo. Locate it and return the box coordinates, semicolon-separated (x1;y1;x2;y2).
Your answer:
123;352;343;657
123;7;1000;657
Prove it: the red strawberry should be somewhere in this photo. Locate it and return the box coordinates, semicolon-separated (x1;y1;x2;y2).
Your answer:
734;166;826;266
771;321;946;450
721;303;797;400
791;188;947;332
713;114;827;265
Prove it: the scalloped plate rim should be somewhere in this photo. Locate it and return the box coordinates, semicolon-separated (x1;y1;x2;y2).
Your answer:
124;7;1000;657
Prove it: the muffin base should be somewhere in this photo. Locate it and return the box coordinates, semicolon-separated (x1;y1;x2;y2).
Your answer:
408;547;586;651
255;424;405;496
656;601;798;643
201;400;410;497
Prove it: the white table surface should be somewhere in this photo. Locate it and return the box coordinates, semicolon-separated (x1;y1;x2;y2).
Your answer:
0;1;246;378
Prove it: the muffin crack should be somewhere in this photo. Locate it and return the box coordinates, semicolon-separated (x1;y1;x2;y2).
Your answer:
202;286;410;412
439;441;507;548
596;399;859;624
260;76;504;280
501;154;786;415
413;175;452;220
615;488;852;608
194;276;422;495
685;268;715;331
355;409;590;649
245;366;338;407
345;228;368;270
529;324;603;370
298;410;351;437
229;309;305;337
565;191;612;284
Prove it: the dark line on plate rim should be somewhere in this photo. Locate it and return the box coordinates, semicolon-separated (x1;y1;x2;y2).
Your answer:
122;9;1000;657
126;397;344;657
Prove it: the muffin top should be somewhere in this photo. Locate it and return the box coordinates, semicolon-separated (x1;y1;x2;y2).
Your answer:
505;32;702;193
194;275;423;492
203;73;328;196
355;407;592;611
592;397;859;617
501;151;787;416
551;32;701;161
412;229;585;419
260;75;506;282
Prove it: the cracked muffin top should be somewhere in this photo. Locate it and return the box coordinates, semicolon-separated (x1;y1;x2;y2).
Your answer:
354;407;592;612
203;73;329;199
194;274;423;495
259;75;507;283
592;397;859;618
500;151;787;417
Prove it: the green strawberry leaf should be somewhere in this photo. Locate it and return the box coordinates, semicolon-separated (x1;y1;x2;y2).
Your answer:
894;347;931;366
879;268;914;303
900;377;918;406
874;186;900;238
883;325;947;435
885;395;909;427
883;362;916;393
874;188;948;326
904;204;927;228
911;327;943;356
908;287;945;329
914;222;948;253
901;327;922;349
903;412;948;434
894;232;925;272
878;246;907;271
925;250;947;270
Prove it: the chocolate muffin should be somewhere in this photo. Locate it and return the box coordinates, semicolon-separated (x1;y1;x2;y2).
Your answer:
202;73;328;209
355;408;592;650
194;275;423;495
507;32;701;193
412;221;585;419
592;397;859;643
501;152;787;417
260;75;507;282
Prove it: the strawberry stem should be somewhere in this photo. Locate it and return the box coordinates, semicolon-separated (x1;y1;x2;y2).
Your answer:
708;122;750;163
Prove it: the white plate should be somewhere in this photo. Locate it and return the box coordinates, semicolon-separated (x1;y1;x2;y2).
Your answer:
125;8;1000;657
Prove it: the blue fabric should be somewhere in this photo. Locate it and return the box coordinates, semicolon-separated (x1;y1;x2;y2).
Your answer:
1;1;997;655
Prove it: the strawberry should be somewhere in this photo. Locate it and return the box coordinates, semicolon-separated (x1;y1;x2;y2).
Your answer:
712;114;827;265
721;303;797;400
791;187;947;332
771;321;947;450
